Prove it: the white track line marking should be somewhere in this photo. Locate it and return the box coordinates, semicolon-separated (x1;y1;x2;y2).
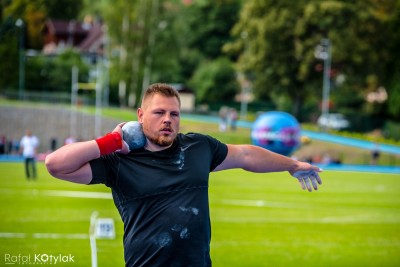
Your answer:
0;232;88;239
0;188;113;199
42;190;112;199
220;199;306;208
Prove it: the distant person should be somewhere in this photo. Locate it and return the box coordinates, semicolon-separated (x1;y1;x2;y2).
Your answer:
11;136;20;155
0;134;5;154
7;138;12;155
45;83;323;267
20;130;40;180
322;153;331;165
229;108;238;131
371;142;380;165
6;136;20;155
219;106;228;132
50;137;58;152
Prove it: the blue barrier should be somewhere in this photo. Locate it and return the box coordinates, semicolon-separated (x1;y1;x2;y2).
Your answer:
316;163;400;174
0;155;24;162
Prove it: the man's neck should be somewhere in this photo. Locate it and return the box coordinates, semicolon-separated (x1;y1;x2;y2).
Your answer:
144;141;172;152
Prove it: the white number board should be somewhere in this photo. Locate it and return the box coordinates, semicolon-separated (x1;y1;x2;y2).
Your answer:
94;218;115;239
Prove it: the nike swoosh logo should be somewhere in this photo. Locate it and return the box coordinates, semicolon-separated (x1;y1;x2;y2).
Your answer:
180;145;191;152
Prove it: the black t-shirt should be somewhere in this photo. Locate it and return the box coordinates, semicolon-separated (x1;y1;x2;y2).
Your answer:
89;133;228;267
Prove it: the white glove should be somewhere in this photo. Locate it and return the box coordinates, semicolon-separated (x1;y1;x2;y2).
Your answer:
292;169;322;192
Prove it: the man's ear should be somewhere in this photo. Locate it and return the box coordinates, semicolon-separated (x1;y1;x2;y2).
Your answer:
137;108;144;123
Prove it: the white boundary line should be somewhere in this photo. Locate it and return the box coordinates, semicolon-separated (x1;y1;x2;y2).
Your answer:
0;232;88;239
0;188;113;199
221;199;303;208
42;190;112;199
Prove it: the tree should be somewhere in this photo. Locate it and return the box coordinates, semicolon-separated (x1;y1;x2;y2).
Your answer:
0;16;19;90
94;0;241;106
149;0;241;103
224;0;400;122
95;0;161;106
383;0;400;121
0;1;30;91
0;0;84;91
43;0;83;20
170;0;242;103
3;0;46;49
224;0;315;120
189;57;239;103
181;0;241;60
24;49;90;93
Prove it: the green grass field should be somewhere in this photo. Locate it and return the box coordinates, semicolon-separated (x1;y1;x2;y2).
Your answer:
0;162;399;266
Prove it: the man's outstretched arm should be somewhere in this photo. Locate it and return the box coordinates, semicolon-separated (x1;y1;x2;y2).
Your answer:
214;144;322;191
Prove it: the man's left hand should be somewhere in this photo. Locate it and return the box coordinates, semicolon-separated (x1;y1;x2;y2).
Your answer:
290;165;323;192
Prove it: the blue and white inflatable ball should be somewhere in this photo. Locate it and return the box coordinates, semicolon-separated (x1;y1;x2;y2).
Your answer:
251;111;301;156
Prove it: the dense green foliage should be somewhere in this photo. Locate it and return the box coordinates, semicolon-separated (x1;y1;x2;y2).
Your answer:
189;57;239;103
25;49;90;92
224;0;400;123
1;0;399;136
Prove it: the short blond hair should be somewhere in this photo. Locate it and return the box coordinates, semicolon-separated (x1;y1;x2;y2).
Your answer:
141;83;181;108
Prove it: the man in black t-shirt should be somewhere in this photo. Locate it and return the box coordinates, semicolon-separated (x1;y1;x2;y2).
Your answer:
90;133;227;266
46;83;322;267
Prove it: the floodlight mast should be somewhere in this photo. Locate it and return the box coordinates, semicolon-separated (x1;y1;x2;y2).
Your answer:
321;38;332;122
16;19;25;100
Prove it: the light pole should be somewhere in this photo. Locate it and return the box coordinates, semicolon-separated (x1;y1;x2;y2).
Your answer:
315;38;332;122
239;31;250;120
321;38;332;120
15;18;25;100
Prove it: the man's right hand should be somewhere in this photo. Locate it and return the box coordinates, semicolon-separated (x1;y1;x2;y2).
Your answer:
113;123;130;154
